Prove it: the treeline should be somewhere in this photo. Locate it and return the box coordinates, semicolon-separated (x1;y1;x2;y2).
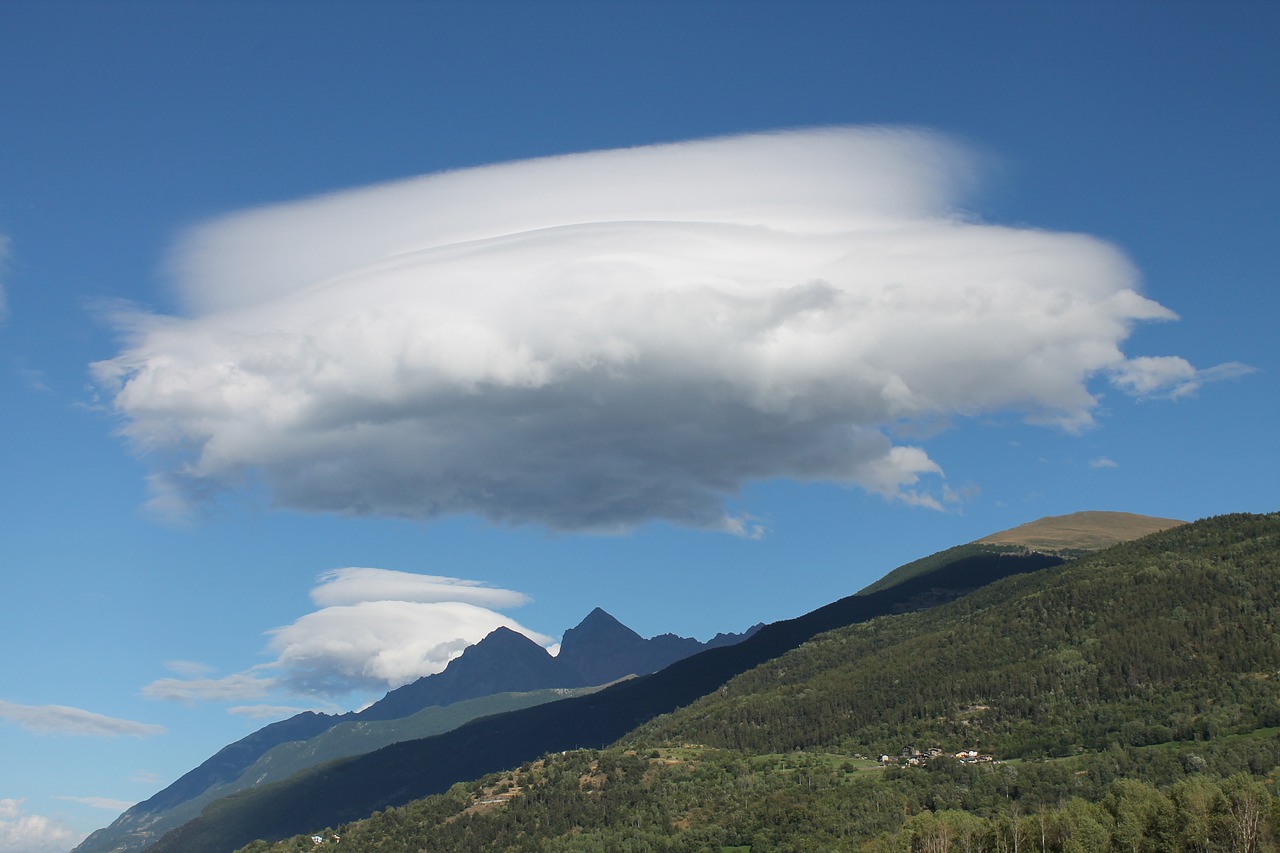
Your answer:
864;774;1276;853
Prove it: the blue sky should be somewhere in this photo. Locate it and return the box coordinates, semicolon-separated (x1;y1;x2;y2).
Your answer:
1;1;1276;849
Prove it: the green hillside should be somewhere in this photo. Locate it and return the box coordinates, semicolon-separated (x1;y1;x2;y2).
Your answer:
241;512;1280;852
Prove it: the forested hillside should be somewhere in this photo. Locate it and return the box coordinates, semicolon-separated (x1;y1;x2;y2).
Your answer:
638;512;1280;758
240;512;1280;852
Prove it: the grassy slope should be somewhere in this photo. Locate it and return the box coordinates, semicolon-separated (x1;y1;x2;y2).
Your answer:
975;510;1186;551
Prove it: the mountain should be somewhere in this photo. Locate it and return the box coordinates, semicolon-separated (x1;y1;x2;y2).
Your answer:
357;627;570;721
238;512;1280;853
362;609;758;722
74;610;753;853
144;520;1074;853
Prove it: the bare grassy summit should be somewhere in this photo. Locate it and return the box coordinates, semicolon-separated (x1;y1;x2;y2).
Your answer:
976;510;1185;552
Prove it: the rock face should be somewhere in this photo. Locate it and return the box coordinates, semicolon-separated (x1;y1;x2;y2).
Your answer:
73;610;756;853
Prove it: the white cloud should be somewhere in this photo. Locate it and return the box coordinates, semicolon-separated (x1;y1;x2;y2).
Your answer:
129;771;165;787
162;659;216;677
310;567;530;609
54;796;134;812
143;569;548;701
139;671;276;704
227;704;321;719
1109;356;1255;399
0;701;166;738
93;127;1222;532
0;799;85;853
1089;456;1119;469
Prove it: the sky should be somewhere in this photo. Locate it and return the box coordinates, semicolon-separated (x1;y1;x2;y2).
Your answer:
1;1;1277;849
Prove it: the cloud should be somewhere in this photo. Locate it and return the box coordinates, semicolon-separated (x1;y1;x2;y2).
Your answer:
0;701;166;737
129;771;166;787
1108;356;1254;399
54;796;134;812
143;569;549;701
227;704;321;719
0;800;83;853
14;366;53;395
309;567;531;609
1089;456;1119;469
162;660;216;677
93;127;1224;532
139;671;276;704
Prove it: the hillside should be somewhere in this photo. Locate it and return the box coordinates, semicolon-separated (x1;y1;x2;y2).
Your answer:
146;529;1067;852
240;512;1279;852
858;509;1184;595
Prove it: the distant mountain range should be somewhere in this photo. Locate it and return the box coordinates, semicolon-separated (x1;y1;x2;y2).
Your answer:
72;609;759;853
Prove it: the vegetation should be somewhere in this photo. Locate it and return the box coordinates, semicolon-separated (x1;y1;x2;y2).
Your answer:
241;737;1280;852
235;513;1280;852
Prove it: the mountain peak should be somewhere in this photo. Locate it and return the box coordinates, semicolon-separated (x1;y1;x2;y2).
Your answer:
561;608;643;650
473;625;544;649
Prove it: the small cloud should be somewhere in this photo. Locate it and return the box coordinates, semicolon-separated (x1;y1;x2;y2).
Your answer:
310;568;530;609
227;704;320;720
0;700;166;738
1089;456;1119;469
942;482;980;504
0;798;84;853
1110;356;1255;399
13;365;52;395
129;771;166;786
163;660;215;677
139;671;276;704
720;513;767;540
54;796;134;812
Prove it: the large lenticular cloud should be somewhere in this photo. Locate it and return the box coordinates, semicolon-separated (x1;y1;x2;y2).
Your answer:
94;127;1213;532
